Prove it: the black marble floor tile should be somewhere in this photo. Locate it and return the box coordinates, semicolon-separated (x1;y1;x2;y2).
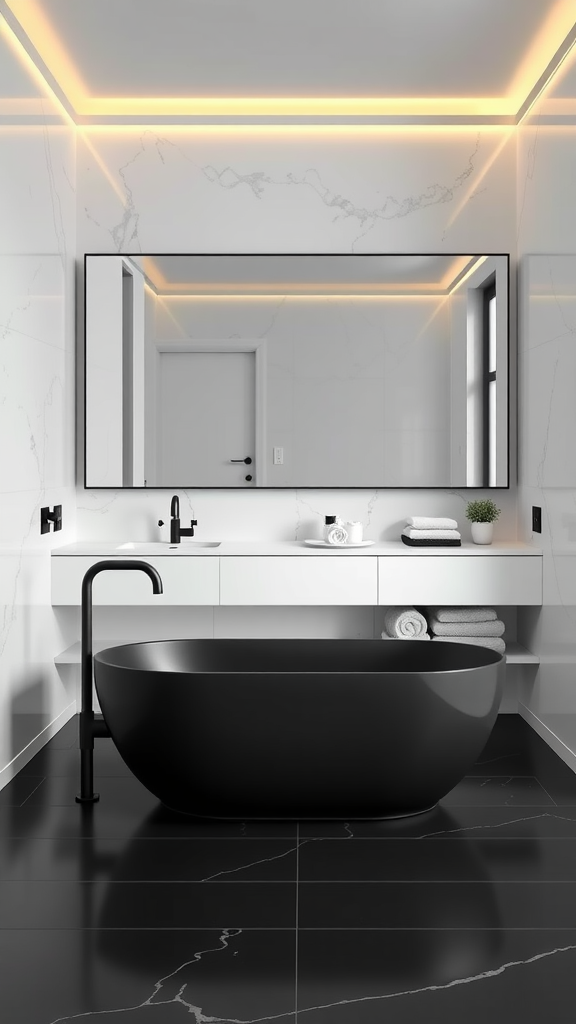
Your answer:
3;714;576;1024
0;774;45;806
0;927;296;1024
0;880;296;929
0;837;299;882
296;928;576;1023
474;715;576;805
440;775;556;806
298;805;576;840
297;836;576;883
0;800;298;840
24;773;161;807
20;739;132;778
298;880;576;929
42;717;77;748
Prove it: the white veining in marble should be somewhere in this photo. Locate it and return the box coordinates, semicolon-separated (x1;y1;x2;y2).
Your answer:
46;925;576;1023
419;810;576;839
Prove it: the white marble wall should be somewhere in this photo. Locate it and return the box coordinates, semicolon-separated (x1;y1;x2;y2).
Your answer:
72;125;520;654
516;43;576;760
0;20;77;784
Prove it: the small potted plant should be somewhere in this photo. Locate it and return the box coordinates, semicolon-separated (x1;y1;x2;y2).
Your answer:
465;498;501;545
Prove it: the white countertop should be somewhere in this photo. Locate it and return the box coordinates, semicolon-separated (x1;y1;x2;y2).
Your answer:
51;540;542;557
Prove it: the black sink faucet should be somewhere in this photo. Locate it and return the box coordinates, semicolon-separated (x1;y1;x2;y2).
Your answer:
170;495;198;544
77;560;163;804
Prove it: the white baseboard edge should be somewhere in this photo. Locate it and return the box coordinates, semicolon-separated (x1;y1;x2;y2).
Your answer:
0;701;77;792
518;702;576;775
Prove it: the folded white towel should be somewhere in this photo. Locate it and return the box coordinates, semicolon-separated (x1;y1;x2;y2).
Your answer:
383;606;429;639
382;628;430;640
402;527;461;541
326;525;348;544
428;606;497;623
430;617;505;638
406;517;459;531
432;635;506;654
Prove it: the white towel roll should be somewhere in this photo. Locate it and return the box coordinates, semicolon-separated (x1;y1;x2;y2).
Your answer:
402;528;461;541
326;525;348;544
428;606;497;623
432;636;505;654
430;617;505;637
406;517;458;531
382;629;430;640
383;606;429;639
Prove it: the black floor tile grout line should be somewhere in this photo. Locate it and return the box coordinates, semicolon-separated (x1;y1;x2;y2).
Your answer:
295;821;299;1022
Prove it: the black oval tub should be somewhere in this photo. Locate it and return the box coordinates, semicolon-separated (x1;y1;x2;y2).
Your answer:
94;638;505;819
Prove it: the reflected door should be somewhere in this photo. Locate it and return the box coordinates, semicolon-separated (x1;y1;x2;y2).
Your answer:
156;351;255;485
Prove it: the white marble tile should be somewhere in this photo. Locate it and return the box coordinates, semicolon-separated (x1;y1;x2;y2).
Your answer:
516;49;576;741
0;38;76;779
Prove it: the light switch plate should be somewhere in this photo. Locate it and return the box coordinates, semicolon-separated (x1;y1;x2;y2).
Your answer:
273;447;284;465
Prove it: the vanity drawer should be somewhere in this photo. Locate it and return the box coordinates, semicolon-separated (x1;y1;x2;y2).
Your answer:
220;556;378;605
378;555;542;606
51;556;220;605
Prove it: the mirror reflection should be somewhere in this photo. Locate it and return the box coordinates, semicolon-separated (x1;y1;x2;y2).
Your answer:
84;253;509;488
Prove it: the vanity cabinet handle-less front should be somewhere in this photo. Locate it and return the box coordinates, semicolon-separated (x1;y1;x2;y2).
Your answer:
377;556;542;605
50;546;543;608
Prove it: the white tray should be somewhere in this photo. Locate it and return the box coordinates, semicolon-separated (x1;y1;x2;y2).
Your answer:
303;539;375;548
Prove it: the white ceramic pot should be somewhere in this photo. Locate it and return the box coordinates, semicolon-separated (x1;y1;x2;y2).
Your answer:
471;522;493;545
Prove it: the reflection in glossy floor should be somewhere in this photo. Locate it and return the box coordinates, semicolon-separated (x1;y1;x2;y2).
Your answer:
2;715;576;1021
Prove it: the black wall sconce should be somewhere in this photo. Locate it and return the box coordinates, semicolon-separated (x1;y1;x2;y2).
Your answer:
41;505;62;534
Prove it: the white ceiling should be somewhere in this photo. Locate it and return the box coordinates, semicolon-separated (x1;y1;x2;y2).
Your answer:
130;254;480;295
0;0;575;123
19;0;562;97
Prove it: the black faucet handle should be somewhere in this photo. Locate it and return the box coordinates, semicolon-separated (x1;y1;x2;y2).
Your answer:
191;519;198;528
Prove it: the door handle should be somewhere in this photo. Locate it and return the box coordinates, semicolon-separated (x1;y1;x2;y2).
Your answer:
231;457;252;464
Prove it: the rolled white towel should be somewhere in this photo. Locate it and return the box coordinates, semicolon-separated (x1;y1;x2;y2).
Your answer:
326;525;348;544
382;628;430;640
428;606;497;623
383;606;429;639
406;517;458;531
402;527;461;541
429;617;505;638
432;635;506;654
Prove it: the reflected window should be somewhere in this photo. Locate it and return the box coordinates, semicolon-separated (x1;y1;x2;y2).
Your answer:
482;278;497;487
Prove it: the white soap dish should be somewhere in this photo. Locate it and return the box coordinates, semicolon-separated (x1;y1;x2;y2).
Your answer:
303;539;375;548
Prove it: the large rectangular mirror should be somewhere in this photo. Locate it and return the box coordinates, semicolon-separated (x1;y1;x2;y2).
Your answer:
84;253;509;488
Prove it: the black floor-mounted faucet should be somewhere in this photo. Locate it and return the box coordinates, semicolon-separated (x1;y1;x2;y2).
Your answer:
169;495;198;544
76;560;163;804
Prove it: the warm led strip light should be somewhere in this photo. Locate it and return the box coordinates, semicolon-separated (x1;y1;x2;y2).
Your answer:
135;254;475;298
2;0;576;124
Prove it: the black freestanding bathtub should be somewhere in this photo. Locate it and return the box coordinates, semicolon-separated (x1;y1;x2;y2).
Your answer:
94;638;504;819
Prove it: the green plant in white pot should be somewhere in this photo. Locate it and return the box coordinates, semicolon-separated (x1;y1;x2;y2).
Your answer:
465;498;501;545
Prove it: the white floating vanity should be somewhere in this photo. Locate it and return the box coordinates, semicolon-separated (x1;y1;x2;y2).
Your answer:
51;540;543;714
51;540;542;608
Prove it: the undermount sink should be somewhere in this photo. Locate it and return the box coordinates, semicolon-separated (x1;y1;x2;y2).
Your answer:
116;541;221;552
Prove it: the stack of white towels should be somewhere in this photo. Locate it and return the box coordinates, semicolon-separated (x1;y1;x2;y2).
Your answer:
426;607;506;654
381;607;430;641
402;516;461;547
